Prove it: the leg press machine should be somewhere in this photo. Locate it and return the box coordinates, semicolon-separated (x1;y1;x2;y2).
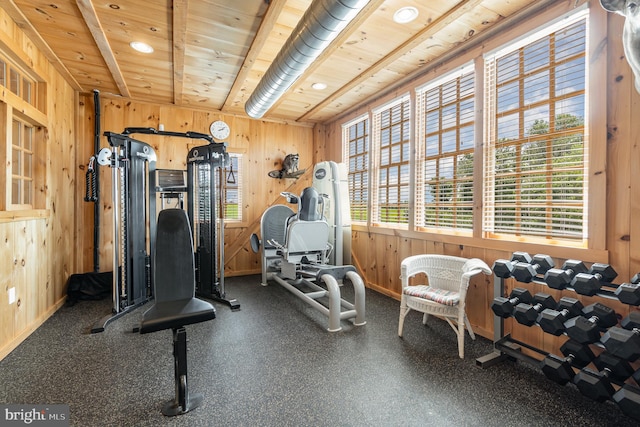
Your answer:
251;184;366;332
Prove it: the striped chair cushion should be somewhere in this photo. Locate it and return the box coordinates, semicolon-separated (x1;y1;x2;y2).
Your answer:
403;285;460;306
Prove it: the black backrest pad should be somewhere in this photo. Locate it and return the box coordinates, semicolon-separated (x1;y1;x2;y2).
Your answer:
299;187;321;221
154;209;196;302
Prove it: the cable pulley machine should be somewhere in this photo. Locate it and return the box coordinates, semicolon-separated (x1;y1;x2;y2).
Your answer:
187;142;240;310
91;127;239;333
91;130;157;332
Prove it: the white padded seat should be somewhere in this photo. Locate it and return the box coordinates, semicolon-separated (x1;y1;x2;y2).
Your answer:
403;285;460;306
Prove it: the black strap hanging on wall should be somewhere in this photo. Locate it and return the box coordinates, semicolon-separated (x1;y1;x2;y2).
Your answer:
226;160;236;184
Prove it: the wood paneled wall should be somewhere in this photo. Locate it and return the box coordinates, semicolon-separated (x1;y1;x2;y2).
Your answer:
320;4;640;352
0;8;76;360
75;95;318;278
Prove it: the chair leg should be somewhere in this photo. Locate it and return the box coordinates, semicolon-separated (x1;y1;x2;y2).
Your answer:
398;299;410;337
162;327;203;416
457;322;465;359
464;314;476;340
422;313;430;325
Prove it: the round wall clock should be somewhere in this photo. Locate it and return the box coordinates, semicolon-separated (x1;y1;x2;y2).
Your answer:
210;120;230;140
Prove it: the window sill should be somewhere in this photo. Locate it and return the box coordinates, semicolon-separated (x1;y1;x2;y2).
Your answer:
351;223;608;264
0;209;49;223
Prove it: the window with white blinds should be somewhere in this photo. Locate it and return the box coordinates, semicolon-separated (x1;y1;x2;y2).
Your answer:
372;96;411;226
415;65;475;231
342;116;369;223
483;11;588;241
222;153;242;221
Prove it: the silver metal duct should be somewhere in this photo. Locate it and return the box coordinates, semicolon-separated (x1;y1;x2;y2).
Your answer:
245;0;370;119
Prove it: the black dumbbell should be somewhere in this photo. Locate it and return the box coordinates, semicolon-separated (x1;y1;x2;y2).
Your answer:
614;274;640;306
573;352;635;402
540;339;595;385
564;302;618;344
492;252;535;278
544;260;589;290
513;293;556;326
613;384;640;422
571;263;618;296
601;312;640;362
511;254;555;283
490;288;533;318
536;297;584;336
620;311;640;330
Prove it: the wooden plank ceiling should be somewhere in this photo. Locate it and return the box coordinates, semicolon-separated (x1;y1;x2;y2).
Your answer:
8;0;551;124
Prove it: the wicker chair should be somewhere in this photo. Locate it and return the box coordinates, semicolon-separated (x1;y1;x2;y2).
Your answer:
398;254;491;358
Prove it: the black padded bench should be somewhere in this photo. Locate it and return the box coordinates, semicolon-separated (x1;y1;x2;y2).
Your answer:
139;208;216;416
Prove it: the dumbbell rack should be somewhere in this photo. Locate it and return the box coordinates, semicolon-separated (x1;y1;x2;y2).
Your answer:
476;269;640;422
475;272;626;367
476;274;549;368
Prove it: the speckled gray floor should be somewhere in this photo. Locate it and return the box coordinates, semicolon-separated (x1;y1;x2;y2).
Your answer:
0;275;638;426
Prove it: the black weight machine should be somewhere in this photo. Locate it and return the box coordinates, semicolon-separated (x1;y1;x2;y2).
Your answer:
187;143;240;310
91;127;239;333
91;130;157;333
106;127;239;310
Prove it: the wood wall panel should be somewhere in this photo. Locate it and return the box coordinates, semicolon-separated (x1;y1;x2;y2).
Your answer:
0;225;11;346
21;221;39;329
11;223;26;335
0;6;78;360
606;12;632;285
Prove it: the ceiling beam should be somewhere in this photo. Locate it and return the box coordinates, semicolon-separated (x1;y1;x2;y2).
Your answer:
221;0;287;112
1;0;83;91
298;0;485;121
76;0;130;98
172;0;188;105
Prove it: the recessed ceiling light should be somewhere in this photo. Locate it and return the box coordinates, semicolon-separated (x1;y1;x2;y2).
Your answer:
130;41;154;54
393;6;419;24
312;82;327;90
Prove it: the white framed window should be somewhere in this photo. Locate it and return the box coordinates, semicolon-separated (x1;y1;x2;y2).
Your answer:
11;118;34;208
371;95;411;227
483;9;589;242
4;59;37;107
339;6;594;249
222;153;242;222
415;63;475;232
342;115;369;223
0;52;45;211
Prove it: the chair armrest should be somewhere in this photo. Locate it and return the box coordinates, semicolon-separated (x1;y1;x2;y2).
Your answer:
456;258;492;301
400;254;431;288
461;258;492;281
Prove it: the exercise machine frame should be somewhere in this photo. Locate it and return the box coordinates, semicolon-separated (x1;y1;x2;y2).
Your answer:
252;189;365;332
92;130;157;332
187;143;240;310
92;127;237;331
